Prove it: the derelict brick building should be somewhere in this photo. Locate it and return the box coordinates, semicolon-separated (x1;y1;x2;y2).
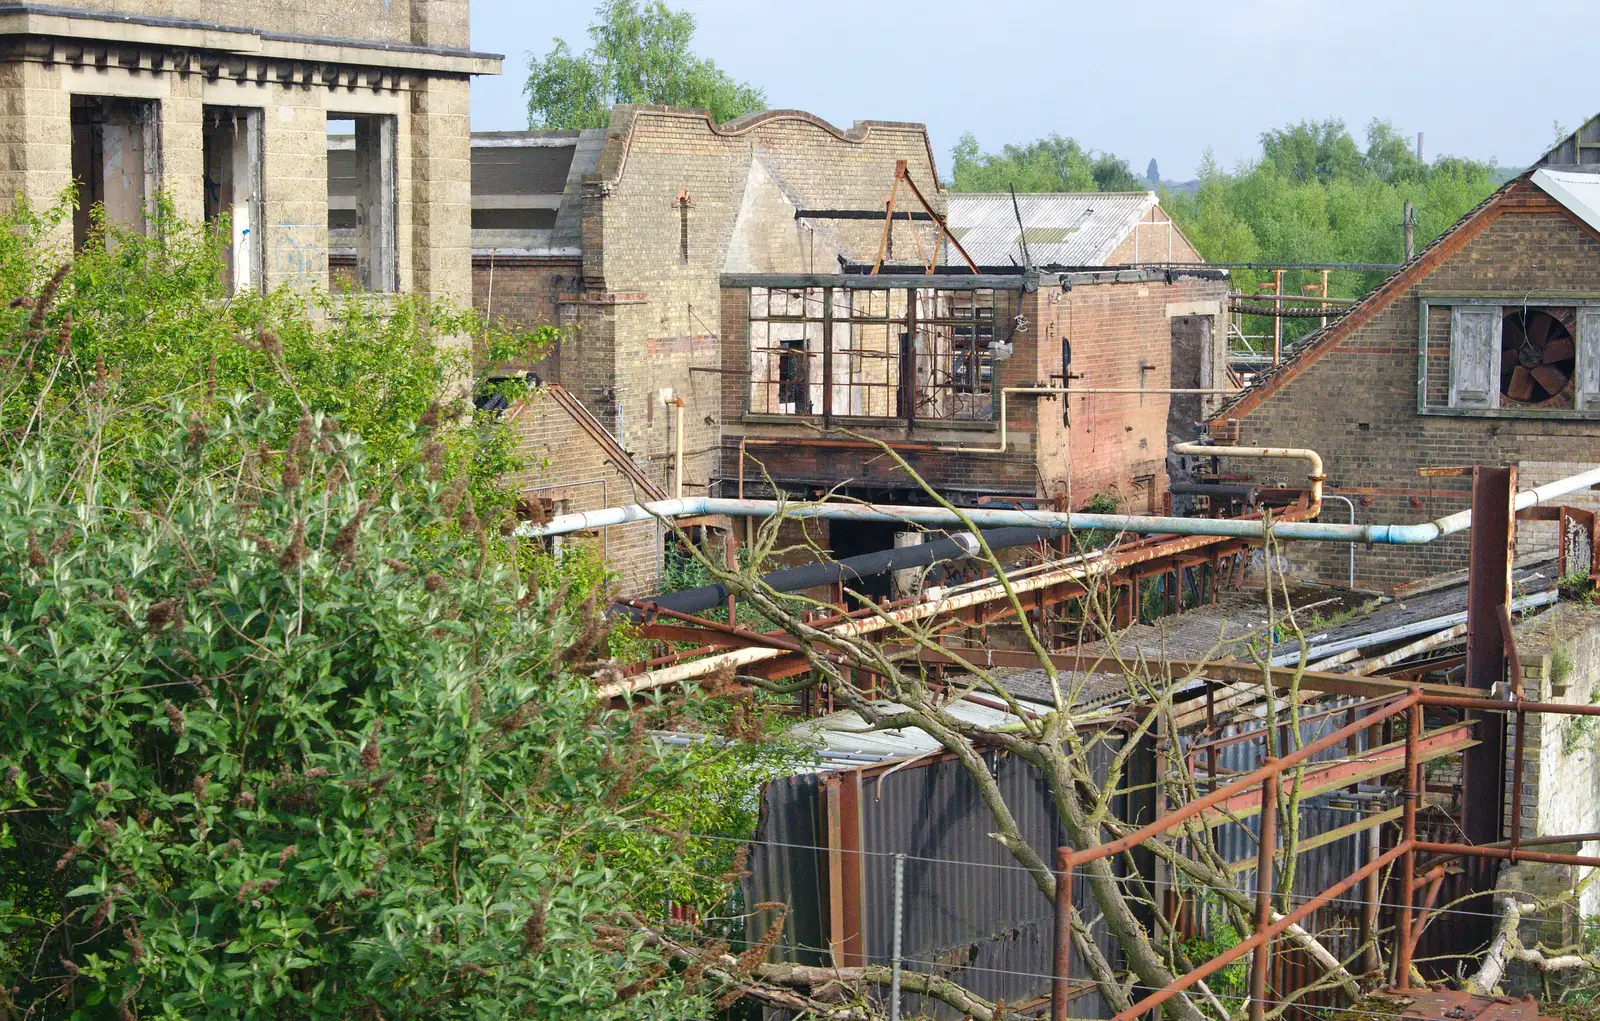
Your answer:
1208;118;1600;592
0;0;499;301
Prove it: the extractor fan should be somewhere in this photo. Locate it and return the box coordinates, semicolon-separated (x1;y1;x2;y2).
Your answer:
1501;308;1576;406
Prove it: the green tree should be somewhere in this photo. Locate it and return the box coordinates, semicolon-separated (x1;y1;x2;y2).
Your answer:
525;0;766;130
951;132;1144;193
1162;118;1499;350
0;207;801;1018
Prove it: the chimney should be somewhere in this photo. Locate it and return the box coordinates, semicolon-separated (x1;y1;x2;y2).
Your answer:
1417;132;1424;164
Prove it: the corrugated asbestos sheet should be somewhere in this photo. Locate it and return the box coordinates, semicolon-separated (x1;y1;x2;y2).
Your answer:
944;192;1158;268
746;742;1128;1019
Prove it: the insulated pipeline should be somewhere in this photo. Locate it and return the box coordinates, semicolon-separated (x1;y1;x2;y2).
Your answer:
623;526;1067;618
519;463;1600;547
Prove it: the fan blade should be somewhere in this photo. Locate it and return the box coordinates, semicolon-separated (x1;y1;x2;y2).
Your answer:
1507;365;1536;401
1502;349;1518;374
1526;314;1552;347
1543;336;1575;363
1532;364;1569;394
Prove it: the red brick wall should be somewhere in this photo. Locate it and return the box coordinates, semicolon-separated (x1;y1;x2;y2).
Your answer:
1213;184;1600;592
715;273;1228;508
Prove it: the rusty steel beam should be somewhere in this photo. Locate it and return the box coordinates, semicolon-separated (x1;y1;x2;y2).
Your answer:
1200;721;1474;824
1070;692;1420;868
1052;847;1074;1021
1108;842;1412;1021
1463;466;1514;847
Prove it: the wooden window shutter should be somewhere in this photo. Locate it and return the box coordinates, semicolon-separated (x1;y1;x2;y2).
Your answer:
1577;309;1600;410
1449;307;1501;409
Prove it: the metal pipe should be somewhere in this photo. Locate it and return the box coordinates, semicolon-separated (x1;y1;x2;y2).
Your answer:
1420;694;1600;716
1249;764;1276;1021
1323;494;1357;589
1051;847;1074;1021
1412;841;1600;869
667;397;685;499
1071;692;1420;868
1172;442;1325;514
1395;700;1420;989
1271;590;1556;667
890;853;905;1021
519;463;1600;547
941;386;1070;454
1109;841;1412;1021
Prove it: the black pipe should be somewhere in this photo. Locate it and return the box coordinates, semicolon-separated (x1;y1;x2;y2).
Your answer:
1169;482;1260;500
622;526;1070;619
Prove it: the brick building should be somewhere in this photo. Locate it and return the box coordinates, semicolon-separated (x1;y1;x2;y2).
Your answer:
463;107;1228;592
503;384;666;597
717;267;1228;559
1207;118;1600;592
0;0;499;302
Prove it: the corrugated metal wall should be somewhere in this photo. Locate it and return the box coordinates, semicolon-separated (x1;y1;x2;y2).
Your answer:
746;741;1128;1019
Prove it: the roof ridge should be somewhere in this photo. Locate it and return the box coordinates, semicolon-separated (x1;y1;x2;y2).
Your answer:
1208;173;1529;422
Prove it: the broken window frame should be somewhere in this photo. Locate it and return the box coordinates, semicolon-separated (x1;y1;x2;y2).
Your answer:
203;106;265;294
1421;295;1600;419
70;94;161;250
329;113;399;293
744;284;999;424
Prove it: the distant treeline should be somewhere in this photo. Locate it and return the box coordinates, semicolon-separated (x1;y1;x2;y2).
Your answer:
951;119;1509;349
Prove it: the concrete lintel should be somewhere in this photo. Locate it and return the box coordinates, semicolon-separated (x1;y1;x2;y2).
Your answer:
0;7;502;77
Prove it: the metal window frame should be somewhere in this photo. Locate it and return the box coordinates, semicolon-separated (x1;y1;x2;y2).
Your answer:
1417;293;1600;420
744;281;1004;425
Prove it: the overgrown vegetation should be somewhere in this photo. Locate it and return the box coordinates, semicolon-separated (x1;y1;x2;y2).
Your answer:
951;133;1144;193
0;204;800;1018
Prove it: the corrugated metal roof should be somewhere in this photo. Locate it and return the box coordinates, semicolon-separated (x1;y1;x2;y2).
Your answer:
1531;167;1600;235
943;191;1159;268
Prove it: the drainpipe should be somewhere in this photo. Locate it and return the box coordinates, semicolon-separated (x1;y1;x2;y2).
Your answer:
519;463;1600;546
1171;442;1324;515
666;396;685;498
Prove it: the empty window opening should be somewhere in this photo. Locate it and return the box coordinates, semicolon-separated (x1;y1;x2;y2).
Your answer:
677;190;691;262
203;107;263;294
327;114;397;292
71;95;159;250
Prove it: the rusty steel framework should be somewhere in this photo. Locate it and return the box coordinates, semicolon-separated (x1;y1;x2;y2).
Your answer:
621;465;1600;1020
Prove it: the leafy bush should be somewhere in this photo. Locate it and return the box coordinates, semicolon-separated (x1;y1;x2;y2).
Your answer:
0;206;801;1018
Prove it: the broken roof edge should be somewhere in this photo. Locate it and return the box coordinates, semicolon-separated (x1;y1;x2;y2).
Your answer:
592;105;942;195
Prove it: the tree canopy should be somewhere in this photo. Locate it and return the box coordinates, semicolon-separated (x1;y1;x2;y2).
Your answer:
951;132;1146;193
525;0;766;130
1162;118;1504;348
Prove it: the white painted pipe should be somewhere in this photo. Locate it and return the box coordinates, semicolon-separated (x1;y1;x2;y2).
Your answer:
521;468;1600;551
1171;442;1325;511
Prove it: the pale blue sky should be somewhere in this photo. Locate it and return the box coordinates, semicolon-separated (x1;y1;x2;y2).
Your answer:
471;1;1600;181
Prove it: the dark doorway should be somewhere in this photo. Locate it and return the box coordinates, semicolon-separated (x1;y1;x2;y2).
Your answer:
826;519;898;606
